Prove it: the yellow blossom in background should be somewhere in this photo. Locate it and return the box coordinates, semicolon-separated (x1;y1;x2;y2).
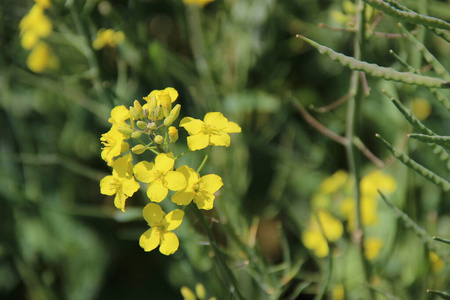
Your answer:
340;196;378;230
19;5;52;50
34;0;51;9
364;237;383;260
172;165;223;210
319;170;349;194
139;203;184;255
100;154;140;212
182;0;215;7
302;210;343;257
180;112;241;151
100;125;129;165
133;153;186;202
360;170;397;198
429;251;444;273
411;97;432;121
332;284;345;300
108;105;130;124
93;28;125;50
181;283;216;300
181;286;196;300
26;42;59;73
143;87;179;119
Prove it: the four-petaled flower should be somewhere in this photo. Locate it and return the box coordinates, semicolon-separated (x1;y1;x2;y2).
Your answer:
172;165;223;210
180;112;241;151
100;125;129;165
133;153;186;202
143;87;178;119
100;154;140;212
139;203;184;255
108;105;130;124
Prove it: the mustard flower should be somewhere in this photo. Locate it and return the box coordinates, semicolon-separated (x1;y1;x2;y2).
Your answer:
100;125;129;165
172;165;223;210
34;0;51;9
302;210;343;257
411;97;432;121
139;203;184;255
133;153;186;202
364;237;383;261
108;105;130;124
26;42;59;73
100;154;140;211
360;170;397;198
340;196;378;230
143;87;179;119
319;170;349;194
180;112;241;151
181;283;216;300
332;284;345;300
429;251;444;273
182;0;215;7
19;5;52;50
93;28;125;50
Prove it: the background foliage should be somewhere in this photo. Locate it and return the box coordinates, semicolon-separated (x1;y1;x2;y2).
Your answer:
1;0;449;299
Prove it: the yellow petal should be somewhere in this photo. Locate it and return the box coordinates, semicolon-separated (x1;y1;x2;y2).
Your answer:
172;190;195;206
139;228;160;252
224;121;241;133
200;174;223;194
180;117;204;135
177;165;199;186
109;105;130;124
155;153;175;173
142;203;165;225
112;153;133;178
122;178;140;197
159;231;179;255
147;179;168;202
114;191;127;212
187;133;209;151
164;87;179;102
204;112;228;128
100;175;116;196
165;171;186;191
163;209;184;231
194;191;214;210
133;161;155;183
209;131;230;147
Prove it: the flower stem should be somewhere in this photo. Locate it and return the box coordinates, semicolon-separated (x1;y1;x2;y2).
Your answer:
196;146;211;173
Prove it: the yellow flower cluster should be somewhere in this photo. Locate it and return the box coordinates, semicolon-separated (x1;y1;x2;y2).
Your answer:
100;87;241;255
302;169;397;260
93;28;125;50
19;0;58;73
181;283;216;300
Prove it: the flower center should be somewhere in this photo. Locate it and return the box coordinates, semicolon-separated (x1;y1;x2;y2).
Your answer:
202;123;219;135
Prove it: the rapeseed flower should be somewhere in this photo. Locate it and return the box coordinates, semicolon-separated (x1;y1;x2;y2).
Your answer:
172;165;223;210
108;105;130;124
411;97;432;121
19;4;52;50
319;170;349;194
26;42;59;73
360;170;397;198
100;154;140;211
364;237;383;260
139;203;184;255
133;153;186;202
143;87;179;119
180;112;241;151
100;125;129;165
429;251;444;273
181;283;216;300
93;28;125;49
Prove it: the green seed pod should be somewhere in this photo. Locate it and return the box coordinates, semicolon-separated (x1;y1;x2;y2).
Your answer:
132;144;146;154
136;121;147;130
131;131;142;139
154;135;164;144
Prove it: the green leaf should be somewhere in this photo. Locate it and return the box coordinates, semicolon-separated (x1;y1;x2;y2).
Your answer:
409;134;450;149
296;35;450;88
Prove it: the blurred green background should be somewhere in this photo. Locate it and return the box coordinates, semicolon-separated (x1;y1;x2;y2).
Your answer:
1;0;450;299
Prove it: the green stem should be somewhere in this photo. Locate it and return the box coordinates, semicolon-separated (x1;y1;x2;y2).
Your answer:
196;146;211;173
175;149;190;160
190;204;244;299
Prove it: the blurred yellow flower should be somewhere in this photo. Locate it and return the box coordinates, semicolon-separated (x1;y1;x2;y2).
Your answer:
319;170;349;194
34;0;51;9
340;196;378;230
429;251;444;273
302;210;343;257
133;153;186;202
332;284;345;300
93;28;125;49
364;237;383;260
360;170;397;198
181;283;215;300
183;0;215;7
26;42;59;73
411;97;432;121
180;112;241;151
19;5;52;50
139;203;184;255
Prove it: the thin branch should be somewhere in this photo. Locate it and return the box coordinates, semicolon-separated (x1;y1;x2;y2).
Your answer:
309;93;351;113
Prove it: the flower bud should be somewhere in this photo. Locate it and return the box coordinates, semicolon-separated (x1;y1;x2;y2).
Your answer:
154;135;164;144
148;95;157;114
195;283;206;300
131;131;142;139
117;126;133;138
132;144;146;154
148;122;156;130
153;105;163;120
143;108;149;117
136;121;147;130
133;100;144;118
164;104;181;126
129;106;140;120
168;126;178;143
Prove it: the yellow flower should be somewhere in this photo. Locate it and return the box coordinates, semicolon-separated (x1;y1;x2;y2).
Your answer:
332;284;345;300
340;196;378;230
143;88;179;119
100;154;140;212
19;5;52;50
181;286;196;300
34;0;51;9
108;105;130;124
319;170;349;194
93;28;125;50
360;170;397;198
139;203;184;255
100;125;129;165
429;251;444;273
182;0;215;7
26;42;59;73
302;210;343;257
364;237;383;261
180;112;241;151
133;153;186;202
411;97;432;121
172;165;223;210
169;126;179;143
181;283;214;300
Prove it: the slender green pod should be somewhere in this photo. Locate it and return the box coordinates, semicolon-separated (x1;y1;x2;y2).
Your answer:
409;134;450;149
297;35;450;88
398;23;450;81
426;290;450;300
378;192;448;262
434;236;450;245
376;134;450;192
362;0;450;31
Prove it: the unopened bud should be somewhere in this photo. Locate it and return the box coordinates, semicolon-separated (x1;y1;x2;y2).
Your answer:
154;135;164;144
132;144;146;154
117;126;133;138
148;95;157;114
129;106;140;120
164;104;181;126
136;121;147;130
148;122;156;130
168;126;178;143
143;108;149;117
133;100;144;118
131;131;142;139
153;105;163;120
